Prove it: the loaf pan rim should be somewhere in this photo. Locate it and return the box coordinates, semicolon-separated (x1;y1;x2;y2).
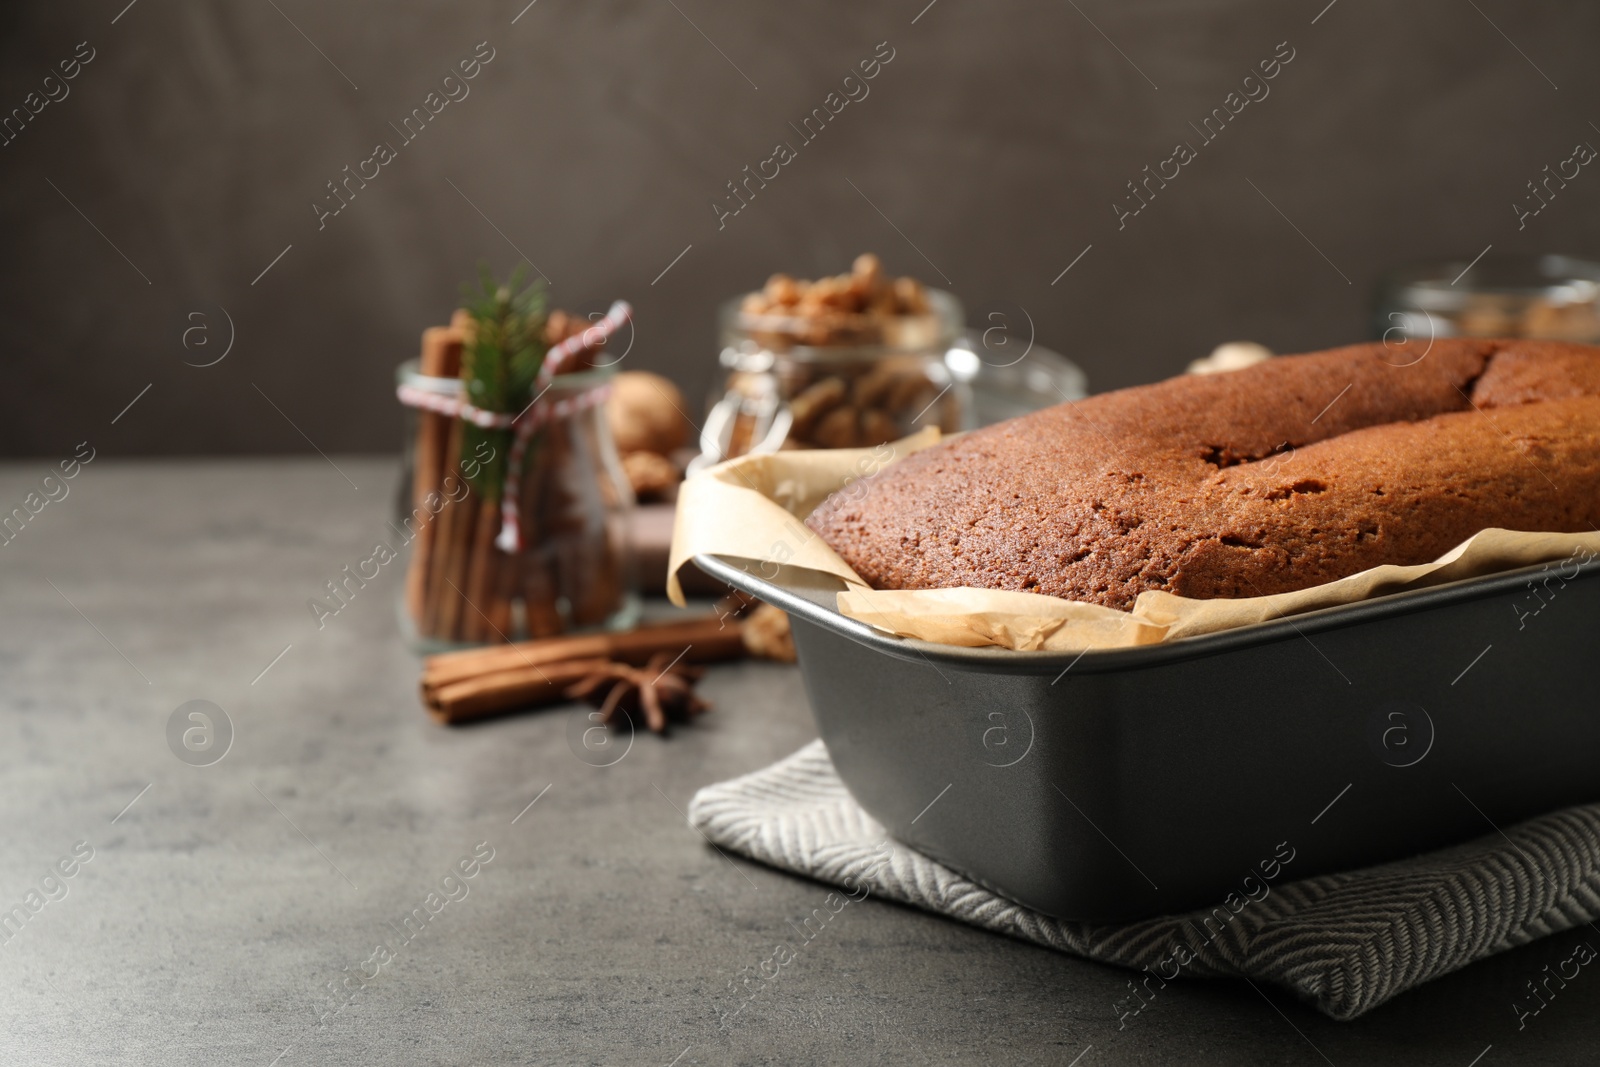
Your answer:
693;551;1599;675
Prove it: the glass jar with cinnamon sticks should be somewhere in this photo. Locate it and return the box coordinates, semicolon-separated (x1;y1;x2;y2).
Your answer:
397;272;638;650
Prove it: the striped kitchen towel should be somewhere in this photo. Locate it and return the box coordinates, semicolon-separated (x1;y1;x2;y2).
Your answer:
687;740;1600;1020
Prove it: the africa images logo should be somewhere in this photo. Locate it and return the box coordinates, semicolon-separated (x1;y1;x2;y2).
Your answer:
1366;700;1434;768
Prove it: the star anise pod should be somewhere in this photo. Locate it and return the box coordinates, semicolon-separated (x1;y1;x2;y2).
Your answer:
564;652;710;735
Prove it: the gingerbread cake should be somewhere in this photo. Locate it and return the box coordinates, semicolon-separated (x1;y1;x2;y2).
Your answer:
807;339;1600;610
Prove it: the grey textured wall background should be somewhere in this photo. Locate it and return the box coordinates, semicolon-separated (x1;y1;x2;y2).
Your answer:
2;0;1598;456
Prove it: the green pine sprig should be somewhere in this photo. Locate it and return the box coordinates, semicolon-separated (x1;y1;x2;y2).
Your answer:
459;265;550;499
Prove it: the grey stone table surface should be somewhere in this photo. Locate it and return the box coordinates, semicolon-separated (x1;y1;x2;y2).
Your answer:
2;457;1597;1066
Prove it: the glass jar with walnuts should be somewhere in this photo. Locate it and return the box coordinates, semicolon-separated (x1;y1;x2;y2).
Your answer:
696;254;966;467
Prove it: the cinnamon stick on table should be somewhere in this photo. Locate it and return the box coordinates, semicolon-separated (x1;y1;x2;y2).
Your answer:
425;657;615;725
421;615;749;724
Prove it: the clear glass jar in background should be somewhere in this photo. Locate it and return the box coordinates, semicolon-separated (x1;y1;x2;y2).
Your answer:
396;361;638;653
696;289;1087;467
943;331;1088;428
700;289;966;464
1375;253;1600;345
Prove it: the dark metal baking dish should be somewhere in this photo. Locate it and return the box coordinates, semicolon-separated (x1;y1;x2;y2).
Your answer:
694;551;1600;922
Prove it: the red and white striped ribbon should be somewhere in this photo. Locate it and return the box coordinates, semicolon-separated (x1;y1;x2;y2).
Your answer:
394;384;523;428
395;300;633;554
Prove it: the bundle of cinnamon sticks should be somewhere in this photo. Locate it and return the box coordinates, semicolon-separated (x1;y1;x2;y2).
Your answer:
403;308;624;645
405;314;503;642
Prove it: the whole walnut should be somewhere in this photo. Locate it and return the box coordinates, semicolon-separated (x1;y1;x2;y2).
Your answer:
607;371;690;456
741;604;796;663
